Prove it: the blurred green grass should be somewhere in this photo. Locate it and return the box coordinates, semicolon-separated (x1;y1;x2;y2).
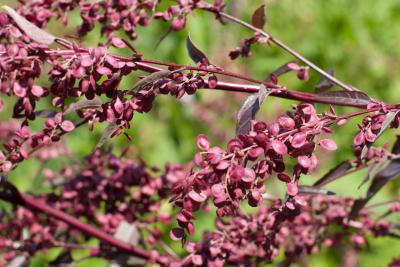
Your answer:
1;0;399;266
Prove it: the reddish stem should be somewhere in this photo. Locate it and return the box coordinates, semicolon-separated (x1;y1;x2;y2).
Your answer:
43;49;369;108
18;194;166;265
203;9;358;92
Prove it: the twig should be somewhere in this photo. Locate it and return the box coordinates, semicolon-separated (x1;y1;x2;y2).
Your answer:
202;9;358;92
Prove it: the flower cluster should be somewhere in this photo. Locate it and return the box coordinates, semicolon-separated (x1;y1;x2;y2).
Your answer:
0;1;399;266
14;0;224;42
0;150;184;264
182;196;397;266
170;103;343;238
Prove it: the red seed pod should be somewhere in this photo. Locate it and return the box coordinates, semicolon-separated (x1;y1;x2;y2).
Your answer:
230;165;245;182
337;119;347;126
277;173;291;183
0;12;8;27
278;115;295;130
227;139;243;153
319;139;337;151
211;183;225;198
364;128;377;142
171;16;186;31
31;85;44;97
242;168;256;183
353;131;365;146
170;228;184;241
248;189;261;207
291;132;307;148
248;147;264;160
60;120;75;132
309;154;318;170
114;97;124;114
271;140;288;155
192;254;203;266
297;155;311;168
287;182;298;196
208;75;217;88
216;160;230;170
188;190;207;203
254;132;268;146
80;55;94;67
297;68;309;81
254;121;268;131
111;37;126;48
298;103;316;116
269;123;280;136
13;82;26;98
196;134;210;151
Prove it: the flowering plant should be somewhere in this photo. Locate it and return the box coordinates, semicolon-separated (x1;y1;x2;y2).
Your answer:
0;1;399;266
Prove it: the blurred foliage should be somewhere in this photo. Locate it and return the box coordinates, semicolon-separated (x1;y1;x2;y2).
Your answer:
0;0;399;266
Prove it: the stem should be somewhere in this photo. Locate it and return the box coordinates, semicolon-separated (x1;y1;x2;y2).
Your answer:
12;193;166;265
202;9;358;92
366;199;400;209
43;49;370;108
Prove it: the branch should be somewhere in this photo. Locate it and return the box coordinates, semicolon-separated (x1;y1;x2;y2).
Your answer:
201;8;358;92
40;49;372;108
0;179;167;266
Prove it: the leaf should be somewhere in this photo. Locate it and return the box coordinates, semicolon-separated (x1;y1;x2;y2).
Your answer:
314;90;371;107
349;136;400;219
34;109;57;118
264;61;300;82
64;98;102;114
114;221;140;246
186;34;209;65
360;145;369;160
377;111;400;139
315;69;335;92
112;221;146;266
360;111;400;160
251;5;266;29
96;122;120;148
7;255;27;267
358;159;390;189
131;70;172;92
298;186;335;196
236;85;271;136
313;161;352;187
0;177;24;205
1;5;55;45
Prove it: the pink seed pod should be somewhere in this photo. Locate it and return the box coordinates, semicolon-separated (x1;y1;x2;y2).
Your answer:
319;139;337;151
291;132;307;148
196;134;210;151
271;140;288;155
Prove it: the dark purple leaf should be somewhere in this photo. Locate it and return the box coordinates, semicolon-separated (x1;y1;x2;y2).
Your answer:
349;136;400;219
251;5;266;29
131;70;172;92
313;161;352;187
377;111;400;139
186;34;209;65
361;111;399;160
298;186;335;196
34;109;57;118
314;90;371;107
64;98;102;114
358;159;390;189
314;70;335;92
96;121;120;148
1;5;55;45
236;85;271;136
0;177;24;205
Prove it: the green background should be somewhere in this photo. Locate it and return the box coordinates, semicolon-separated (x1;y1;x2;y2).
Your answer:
0;0;399;266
